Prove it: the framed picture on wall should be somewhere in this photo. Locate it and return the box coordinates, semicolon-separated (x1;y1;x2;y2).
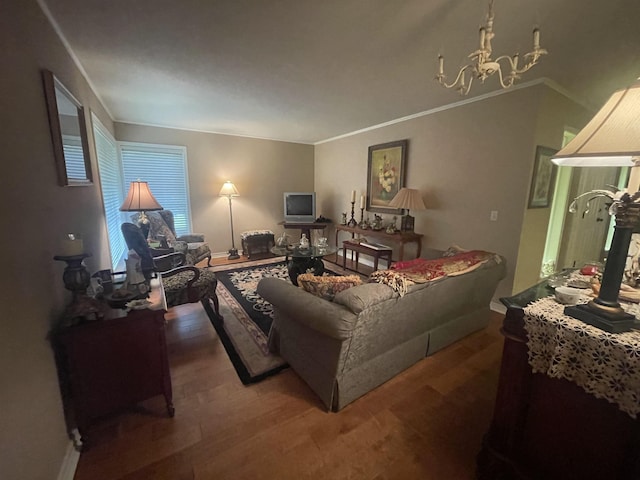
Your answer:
366;139;408;214
528;145;558;208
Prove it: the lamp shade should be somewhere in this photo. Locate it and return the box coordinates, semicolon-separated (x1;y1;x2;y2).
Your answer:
552;78;640;167
219;180;239;197
119;181;163;212
388;188;426;210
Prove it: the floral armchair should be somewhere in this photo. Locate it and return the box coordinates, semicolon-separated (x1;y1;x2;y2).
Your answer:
121;222;221;319
132;210;211;266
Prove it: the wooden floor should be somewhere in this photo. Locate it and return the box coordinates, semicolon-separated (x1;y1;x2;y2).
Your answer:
73;255;506;480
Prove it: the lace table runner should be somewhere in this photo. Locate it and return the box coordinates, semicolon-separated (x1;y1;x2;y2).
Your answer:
524;296;640;418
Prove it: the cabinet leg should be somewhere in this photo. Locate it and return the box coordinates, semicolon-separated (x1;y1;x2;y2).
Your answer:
166;398;175;417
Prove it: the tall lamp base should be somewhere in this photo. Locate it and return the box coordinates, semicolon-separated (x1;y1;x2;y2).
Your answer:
227;248;240;260
565;302;637;334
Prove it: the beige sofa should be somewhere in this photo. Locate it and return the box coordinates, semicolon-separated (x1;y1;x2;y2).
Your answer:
256;248;506;411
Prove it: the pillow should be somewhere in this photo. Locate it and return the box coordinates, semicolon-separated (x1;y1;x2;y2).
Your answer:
144;212;177;244
297;274;363;301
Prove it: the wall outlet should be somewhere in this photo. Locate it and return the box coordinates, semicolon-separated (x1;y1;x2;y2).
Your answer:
490;210;498;221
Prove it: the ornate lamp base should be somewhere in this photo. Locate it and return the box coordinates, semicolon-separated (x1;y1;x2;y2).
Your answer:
564;302;637;334
227;248;240;260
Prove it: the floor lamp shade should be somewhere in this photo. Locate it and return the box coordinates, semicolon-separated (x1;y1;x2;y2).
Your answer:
551;77;640;333
219;181;240;260
388;188;426;231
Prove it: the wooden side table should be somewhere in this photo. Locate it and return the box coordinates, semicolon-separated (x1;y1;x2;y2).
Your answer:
342;240;392;273
335;224;422;261
54;305;173;449
477;280;640;479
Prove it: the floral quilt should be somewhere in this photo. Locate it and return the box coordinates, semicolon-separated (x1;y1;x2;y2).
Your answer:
369;250;495;296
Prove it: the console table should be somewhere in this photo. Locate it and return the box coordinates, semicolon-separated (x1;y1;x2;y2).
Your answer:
477;280;640;479
54;292;173;449
278;221;331;241
335;224;422;261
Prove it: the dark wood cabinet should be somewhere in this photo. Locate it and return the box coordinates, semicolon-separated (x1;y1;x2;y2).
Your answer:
478;281;640;479
56;307;173;447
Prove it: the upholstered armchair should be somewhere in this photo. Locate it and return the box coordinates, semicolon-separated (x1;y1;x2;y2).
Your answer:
121;222;221;319
132;210;211;266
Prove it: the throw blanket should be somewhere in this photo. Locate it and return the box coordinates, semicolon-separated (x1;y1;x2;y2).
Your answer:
370;250;495;296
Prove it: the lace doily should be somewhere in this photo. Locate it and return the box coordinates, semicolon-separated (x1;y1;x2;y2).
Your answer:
524;296;640;418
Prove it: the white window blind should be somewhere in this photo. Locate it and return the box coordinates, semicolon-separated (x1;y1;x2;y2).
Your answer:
92;116;127;270
62;135;86;180
119;143;191;235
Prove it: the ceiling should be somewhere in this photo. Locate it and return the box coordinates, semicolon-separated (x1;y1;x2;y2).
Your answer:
40;0;640;144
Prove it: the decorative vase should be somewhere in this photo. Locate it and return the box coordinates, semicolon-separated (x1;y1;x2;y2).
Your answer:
276;232;289;247
299;234;310;249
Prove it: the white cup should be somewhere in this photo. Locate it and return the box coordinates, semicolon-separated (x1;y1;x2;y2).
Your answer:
555;286;582;305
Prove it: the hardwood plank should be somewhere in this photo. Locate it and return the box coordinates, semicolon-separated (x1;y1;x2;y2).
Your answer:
73;256;505;480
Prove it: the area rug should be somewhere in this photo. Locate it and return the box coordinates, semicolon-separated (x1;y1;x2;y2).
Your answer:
207;259;290;385
207;258;347;384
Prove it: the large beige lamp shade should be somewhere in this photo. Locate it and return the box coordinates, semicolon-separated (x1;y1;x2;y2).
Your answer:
388;188;426;231
119;181;163;239
550;77;640;333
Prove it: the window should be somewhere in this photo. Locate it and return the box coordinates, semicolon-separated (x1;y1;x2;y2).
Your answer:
118;142;191;235
92;115;127;270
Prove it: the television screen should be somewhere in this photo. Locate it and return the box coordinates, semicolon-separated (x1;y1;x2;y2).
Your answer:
284;192;316;223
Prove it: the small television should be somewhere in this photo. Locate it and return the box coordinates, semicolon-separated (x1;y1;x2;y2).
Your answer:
284;192;316;223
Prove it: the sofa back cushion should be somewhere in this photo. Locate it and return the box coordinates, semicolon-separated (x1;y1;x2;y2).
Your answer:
333;283;397;314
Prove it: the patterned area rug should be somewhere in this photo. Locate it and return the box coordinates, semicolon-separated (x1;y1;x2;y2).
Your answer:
207;260;291;384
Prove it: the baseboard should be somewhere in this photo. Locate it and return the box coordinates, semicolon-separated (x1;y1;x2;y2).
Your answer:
490;301;506;314
57;430;81;480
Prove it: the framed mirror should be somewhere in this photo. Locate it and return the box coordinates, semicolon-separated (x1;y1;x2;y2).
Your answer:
42;70;93;186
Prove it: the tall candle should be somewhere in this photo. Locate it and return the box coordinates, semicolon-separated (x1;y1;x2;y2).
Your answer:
533;28;540;49
360;195;365;209
351;190;356;203
60;233;84;256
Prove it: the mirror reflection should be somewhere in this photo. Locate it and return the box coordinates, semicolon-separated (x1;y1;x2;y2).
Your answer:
43;70;92;186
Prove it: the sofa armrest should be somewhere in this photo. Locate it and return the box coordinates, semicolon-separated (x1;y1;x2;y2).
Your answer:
257;278;358;340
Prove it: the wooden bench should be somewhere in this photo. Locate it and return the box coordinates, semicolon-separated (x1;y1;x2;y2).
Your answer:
342;240;392;273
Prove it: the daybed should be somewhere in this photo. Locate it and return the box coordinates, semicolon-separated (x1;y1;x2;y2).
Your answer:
257;247;506;411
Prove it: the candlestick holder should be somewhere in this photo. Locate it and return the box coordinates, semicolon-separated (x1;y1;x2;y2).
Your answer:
53;253;104;326
359;208;364;224
347;201;357;227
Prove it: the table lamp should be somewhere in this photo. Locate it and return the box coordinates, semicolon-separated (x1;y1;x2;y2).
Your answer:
388;188;426;231
219;180;240;260
120;180;163;240
552;77;640;333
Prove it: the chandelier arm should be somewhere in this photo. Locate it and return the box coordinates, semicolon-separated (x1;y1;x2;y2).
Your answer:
494;64;516;89
436;64;472;90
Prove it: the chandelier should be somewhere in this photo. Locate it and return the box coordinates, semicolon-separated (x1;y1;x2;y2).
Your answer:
436;0;547;95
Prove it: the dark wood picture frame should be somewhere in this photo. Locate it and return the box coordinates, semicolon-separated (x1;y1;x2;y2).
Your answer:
366;139;408;214
528;145;558;208
42;69;93;187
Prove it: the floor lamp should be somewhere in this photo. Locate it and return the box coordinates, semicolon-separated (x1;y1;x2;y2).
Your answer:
552;77;640;333
120;180;163;239
219;181;240;260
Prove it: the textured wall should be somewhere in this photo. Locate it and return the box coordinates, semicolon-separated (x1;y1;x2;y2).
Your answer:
0;1;115;478
316;84;564;300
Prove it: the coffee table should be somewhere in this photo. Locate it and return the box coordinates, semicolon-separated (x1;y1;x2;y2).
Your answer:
271;245;338;285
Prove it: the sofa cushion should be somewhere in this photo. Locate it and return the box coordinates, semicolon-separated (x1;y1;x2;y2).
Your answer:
297;274;362;301
333;283;397;314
